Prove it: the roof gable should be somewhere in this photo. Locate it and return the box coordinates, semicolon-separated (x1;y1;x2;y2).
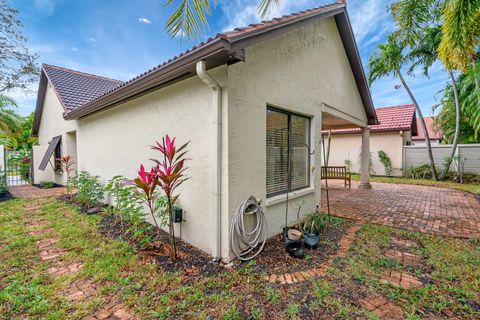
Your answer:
412;117;442;140
32;65;123;135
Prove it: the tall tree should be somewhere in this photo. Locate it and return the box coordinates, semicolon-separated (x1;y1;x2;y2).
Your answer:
407;26;460;179
438;0;480;72
368;34;438;179
0;0;39;93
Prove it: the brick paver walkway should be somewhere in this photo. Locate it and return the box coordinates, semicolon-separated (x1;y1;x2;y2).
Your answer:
9;185;67;198
321;180;480;238
24;201;136;320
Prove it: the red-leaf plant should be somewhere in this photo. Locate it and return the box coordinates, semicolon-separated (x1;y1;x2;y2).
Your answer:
151;135;189;262
133;165;162;238
61;155;76;199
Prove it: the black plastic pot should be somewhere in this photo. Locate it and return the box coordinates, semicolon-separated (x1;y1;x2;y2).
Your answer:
304;232;320;249
286;240;304;259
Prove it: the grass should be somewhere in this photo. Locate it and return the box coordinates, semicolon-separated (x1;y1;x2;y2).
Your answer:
352;174;480;195
0;198;479;319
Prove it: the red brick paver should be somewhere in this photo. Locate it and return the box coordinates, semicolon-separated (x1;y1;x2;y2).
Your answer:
385;249;422;266
322;181;480;238
379;270;423;289
8;185;66;199
265;223;362;285
359;295;404;319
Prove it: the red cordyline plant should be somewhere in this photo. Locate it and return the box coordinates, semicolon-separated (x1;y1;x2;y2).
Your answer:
134;135;189;262
61;155;76;199
134;165;162;237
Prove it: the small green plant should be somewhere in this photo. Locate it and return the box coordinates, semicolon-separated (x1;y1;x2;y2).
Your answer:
105;175;145;232
70;171;104;208
344;158;352;172
285;303;299;319
39;181;55;189
444;155;467;183
314;280;332;306
303;212;328;235
378;150;393;176
265;287;280;303
404;164;432;179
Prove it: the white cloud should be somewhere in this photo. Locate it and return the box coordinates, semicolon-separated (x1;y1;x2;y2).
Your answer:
34;0;55;16
348;0;392;44
89;37;97;42
70;47;80;52
138;17;152;25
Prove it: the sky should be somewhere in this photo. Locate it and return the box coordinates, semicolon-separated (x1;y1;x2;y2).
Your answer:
8;0;449;117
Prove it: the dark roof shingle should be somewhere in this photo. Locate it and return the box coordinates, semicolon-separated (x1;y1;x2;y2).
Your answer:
42;64;123;112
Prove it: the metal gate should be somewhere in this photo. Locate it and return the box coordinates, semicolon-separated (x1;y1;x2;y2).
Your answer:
4;150;32;186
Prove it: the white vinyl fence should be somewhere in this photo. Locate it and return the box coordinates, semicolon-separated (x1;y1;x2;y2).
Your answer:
404;144;480;174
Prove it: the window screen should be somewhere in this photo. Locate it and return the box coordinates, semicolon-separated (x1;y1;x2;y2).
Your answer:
266;107;310;197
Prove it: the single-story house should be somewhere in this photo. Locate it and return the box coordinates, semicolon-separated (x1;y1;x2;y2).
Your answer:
325;104;417;176
412;117;442;145
31;2;377;261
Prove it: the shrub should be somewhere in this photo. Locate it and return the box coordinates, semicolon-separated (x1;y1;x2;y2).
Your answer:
403;164;432;179
40;181;55;189
105;175;145;230
378;150;393;176
444;155;467;183
70;171;104;208
0;171;6;195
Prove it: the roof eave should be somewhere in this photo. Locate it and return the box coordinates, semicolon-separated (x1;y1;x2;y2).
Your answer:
32;71;48;137
334;11;378;126
64;38;233;120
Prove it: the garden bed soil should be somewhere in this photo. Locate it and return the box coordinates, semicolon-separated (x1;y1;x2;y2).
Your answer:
0;191;13;202
246;217;353;274
57;194;105;214
99;214;222;278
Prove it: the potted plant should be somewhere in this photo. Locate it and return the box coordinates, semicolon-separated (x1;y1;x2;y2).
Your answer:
303;213;327;249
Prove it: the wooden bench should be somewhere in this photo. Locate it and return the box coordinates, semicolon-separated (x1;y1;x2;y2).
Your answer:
321;166;351;189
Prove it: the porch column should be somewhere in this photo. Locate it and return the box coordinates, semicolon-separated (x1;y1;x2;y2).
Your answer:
359;127;372;189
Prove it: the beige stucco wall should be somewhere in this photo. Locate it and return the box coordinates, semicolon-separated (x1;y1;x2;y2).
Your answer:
327;131;408;176
226;16;368;259
34;84;79;185
76;67;227;256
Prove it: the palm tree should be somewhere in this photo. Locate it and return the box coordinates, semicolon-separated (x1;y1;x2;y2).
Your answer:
408;26;460;179
438;0;480;72
165;0;279;39
368;34;438;179
0;94;21;135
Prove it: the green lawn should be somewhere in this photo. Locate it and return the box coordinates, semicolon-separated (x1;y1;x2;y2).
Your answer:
0;198;479;319
352;174;480;195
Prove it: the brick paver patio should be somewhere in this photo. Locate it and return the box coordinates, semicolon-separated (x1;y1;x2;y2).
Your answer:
8;185;67;198
321;180;480;238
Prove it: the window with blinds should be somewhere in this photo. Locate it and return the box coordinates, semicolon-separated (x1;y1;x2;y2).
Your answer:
266;107;310;197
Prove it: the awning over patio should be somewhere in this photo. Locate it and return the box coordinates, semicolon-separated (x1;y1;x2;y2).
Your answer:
38;135;61;171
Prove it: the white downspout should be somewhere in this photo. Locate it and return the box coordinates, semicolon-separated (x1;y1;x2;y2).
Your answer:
196;60;222;261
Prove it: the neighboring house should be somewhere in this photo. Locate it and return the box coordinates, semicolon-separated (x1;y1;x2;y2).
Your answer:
326;104;417;176
412;117;443;145
32;2;377;261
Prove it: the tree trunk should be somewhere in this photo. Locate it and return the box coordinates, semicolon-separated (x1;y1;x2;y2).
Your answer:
439;71;461;180
397;70;437;180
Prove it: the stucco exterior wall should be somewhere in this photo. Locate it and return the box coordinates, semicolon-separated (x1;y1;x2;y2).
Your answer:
35;84;79;185
76;67;227;255
327;131;407;176
226;16;368;258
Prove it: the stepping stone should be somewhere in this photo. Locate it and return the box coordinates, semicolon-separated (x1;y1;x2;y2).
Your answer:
385;250;422;267
380;270;423;289
359;295;403;320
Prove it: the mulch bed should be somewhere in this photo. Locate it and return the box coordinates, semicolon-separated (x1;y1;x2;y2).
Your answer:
247;218;353;274
98;214;222;278
0;191;13;202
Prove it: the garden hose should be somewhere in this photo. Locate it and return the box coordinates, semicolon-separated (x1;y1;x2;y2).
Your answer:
229;196;268;261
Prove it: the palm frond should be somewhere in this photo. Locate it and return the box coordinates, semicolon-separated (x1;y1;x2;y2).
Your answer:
165;0;213;40
258;0;280;18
